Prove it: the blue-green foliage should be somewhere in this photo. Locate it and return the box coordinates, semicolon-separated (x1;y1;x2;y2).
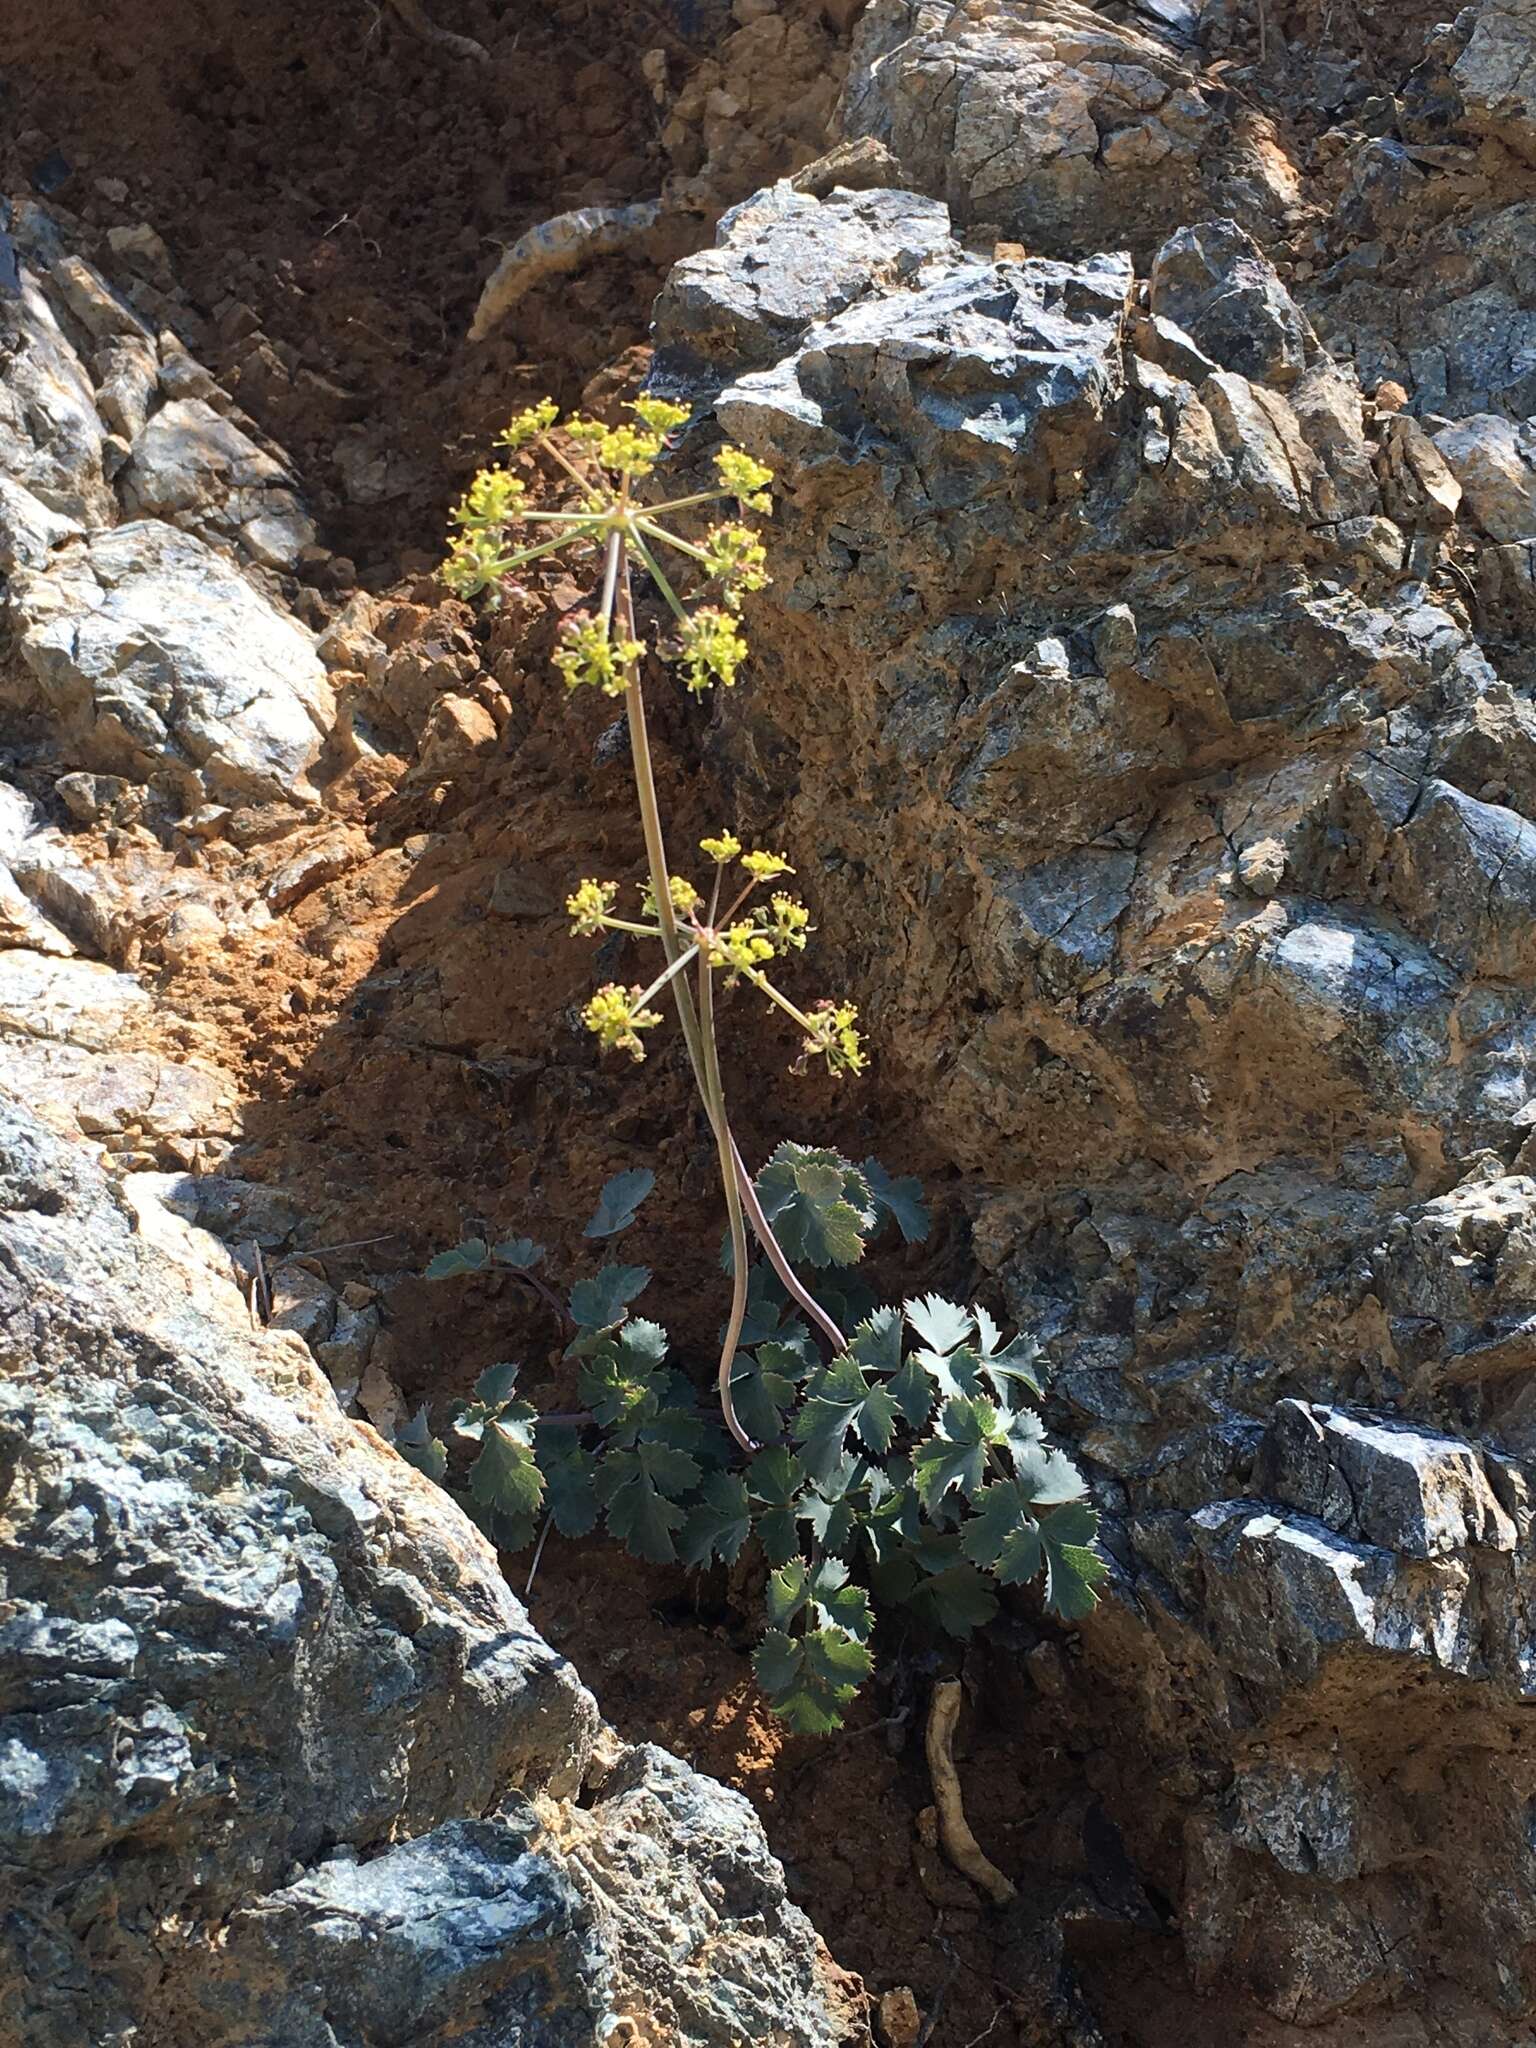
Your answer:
401;1152;1103;1733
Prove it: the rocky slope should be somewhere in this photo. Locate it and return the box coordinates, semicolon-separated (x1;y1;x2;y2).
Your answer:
645;0;1536;2036
0;186;860;2048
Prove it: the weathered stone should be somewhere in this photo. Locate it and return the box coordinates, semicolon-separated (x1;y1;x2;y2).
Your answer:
119;397;317;568
6;521;336;809
0;1098;853;2048
1453;0;1536;159
840;0;1291;259
1434;412;1536;539
1149;219;1311;388
654;183;954;373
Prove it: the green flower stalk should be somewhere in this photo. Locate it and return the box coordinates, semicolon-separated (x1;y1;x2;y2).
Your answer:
445;398;866;1451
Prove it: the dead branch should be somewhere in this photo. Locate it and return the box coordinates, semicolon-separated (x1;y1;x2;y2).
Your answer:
387;0;490;62
924;1680;1016;1907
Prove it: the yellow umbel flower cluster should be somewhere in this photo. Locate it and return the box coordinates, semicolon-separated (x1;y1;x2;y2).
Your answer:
583;984;663;1061
554;618;645;697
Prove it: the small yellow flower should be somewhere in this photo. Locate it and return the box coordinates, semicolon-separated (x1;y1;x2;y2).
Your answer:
630;396;691;435
450;467;527;530
700;832;742;864
554;617;644;697
496;398;559;453
566;878;620;936
702;522;769;609
802;1001;866;1077
679;607;749;692
740;850;792;882
565;417;608;447
583;984;663;1061
720;922;775;973
770;893;811;950
715;445;774;513
442;530;505;599
640;874;702;918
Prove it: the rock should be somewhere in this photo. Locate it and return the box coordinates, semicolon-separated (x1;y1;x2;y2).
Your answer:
1434;412;1536;539
488;868;559;919
5;521;336;809
264;834;363;912
48;251;153;341
839;0;1292;259
0;269;112;526
118;397;316;568
0;948;149;1052
0;1097;854;2048
654;184;954;374
1453;0;1536;159
266;1261;339;1346
658;160;1536;2034
1149;219;1312;388
468;199;664;343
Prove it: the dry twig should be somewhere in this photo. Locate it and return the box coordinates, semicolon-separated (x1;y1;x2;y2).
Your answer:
387;0;490;61
925;1680;1016;1906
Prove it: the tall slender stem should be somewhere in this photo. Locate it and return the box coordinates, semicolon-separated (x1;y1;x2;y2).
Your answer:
699;952;754;1451
616;544;846;1443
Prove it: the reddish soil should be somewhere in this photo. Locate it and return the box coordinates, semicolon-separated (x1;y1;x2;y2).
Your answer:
3;5;1191;2042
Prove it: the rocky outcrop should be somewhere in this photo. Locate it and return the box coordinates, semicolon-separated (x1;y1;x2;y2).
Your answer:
0;1093;856;2048
657;26;1536;2013
839;0;1297;259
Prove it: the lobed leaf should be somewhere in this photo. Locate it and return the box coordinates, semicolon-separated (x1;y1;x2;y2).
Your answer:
583;1168;657;1239
425;1237;490;1281
569;1263;651;1331
862;1157;930;1244
491;1237;545;1271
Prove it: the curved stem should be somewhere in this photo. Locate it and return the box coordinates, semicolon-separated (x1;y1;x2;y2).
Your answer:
615;543;846;1430
699;952;754;1452
730;1136;847;1355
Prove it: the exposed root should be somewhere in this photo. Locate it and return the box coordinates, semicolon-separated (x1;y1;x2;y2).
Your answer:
924;1680;1017;1907
387;0;490;62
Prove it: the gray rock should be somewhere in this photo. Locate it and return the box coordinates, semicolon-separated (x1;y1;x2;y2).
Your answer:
1148;219;1312;389
654;183;954;373
0;269;111;527
840;0;1290;258
1453;0;1536;158
119;397;317;569
6;521;336;809
0;1097;853;2048
1434;412;1536;539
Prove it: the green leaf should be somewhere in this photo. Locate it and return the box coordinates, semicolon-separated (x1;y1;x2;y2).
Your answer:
966;1485;1104;1618
799;1489;856;1554
748;1445;805;1565
491;1237;544;1271
539;1441;599;1538
975;1307;1044;1401
597;1440;697;1563
808;1559;872;1641
907;1560;999;1637
862;1158;930;1243
803;1626;874;1688
1035;1502;1107;1619
730;1339;810;1445
794;1353;900;1483
474;1361;520;1407
888;1353;936;1431
753;1627;804;1698
766;1556;811;1628
848;1305;903;1376
679;1471;753;1567
583;1168;657;1239
618;1318;668;1370
569;1263;651;1331
755;1142;874;1268
425;1237;489;1281
751;1630;860;1734
469;1415;545;1522
735;1265;798;1344
911;1396;998;1513
395;1405;447;1482
904;1294;973;1356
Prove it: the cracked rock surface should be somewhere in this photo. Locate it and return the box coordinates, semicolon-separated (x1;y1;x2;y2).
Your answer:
658;0;1536;2015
